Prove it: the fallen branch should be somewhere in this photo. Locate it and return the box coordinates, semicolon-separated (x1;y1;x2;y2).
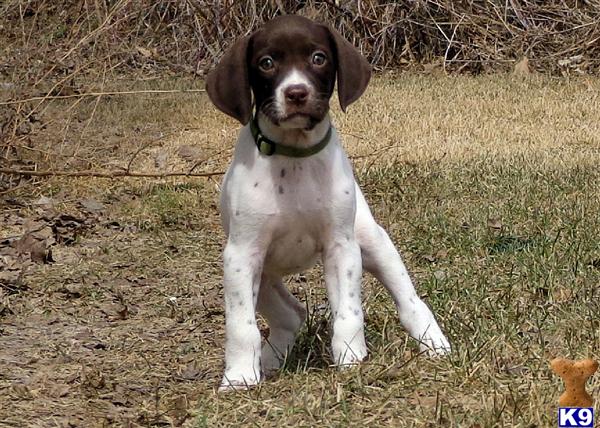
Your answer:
0;168;224;178
0;89;207;106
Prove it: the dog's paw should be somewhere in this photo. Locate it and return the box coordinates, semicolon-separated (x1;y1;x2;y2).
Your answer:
418;329;451;356
332;341;368;368
218;372;261;392
218;381;257;392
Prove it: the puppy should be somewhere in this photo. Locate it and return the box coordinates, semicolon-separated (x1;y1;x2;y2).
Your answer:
206;15;450;390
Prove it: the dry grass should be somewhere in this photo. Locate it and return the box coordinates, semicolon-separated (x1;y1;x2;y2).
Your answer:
2;0;600;82
1;74;599;427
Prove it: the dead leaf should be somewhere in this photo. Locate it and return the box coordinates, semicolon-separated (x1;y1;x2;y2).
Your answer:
52;213;87;245
487;217;503;231
422;254;436;263
79;198;105;213
100;303;130;321
433;270;446;281
0;269;26;292
35;227;54;242
58;283;83;298
167;395;189;426
15;232;53;263
422;60;445;76
420;249;448;264
109;384;132;406
177;145;202;161
408;392;438;407
178;362;204;381
23;218;47;234
513;57;531;75
552;287;572;303
435;249;448;259
33;196;54;207
136;46;157;59
47;383;71;398
155;150;168;169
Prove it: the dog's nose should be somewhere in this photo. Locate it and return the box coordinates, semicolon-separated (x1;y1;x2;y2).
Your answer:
284;84;309;105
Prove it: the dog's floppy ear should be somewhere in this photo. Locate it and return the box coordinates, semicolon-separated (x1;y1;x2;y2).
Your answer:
206;36;253;124
327;27;371;112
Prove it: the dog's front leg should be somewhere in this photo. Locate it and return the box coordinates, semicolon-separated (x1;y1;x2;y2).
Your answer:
220;242;263;391
323;237;368;366
355;186;451;355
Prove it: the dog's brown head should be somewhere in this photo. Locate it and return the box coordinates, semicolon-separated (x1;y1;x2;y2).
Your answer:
206;15;371;128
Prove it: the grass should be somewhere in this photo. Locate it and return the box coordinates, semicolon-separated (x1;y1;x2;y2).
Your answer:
1;74;599;427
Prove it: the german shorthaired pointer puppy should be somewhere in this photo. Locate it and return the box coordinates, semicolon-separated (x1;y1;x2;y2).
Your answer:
206;15;451;391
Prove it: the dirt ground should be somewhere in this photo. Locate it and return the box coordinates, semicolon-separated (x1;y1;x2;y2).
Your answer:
1;74;600;427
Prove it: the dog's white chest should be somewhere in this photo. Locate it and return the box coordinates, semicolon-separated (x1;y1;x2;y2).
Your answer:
221;127;355;275
263;165;329;274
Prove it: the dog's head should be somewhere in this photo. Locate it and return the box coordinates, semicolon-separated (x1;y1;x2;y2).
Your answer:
206;15;371;129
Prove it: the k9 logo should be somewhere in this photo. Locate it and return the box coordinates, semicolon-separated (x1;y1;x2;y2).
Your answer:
558;408;594;428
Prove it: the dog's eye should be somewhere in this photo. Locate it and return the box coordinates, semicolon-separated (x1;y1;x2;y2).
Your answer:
258;56;275;71
312;52;327;66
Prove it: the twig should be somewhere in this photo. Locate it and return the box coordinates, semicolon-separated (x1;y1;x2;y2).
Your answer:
127;139;157;173
80;63;108;138
350;142;403;160
0;168;225;179
0;89;206;106
0;181;34;196
188;146;232;174
443;14;466;72
338;130;366;140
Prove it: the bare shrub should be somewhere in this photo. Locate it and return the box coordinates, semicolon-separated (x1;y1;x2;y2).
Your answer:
1;0;599;84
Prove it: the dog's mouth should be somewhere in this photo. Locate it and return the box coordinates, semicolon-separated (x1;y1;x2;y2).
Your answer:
260;103;329;130
278;113;315;130
282;112;309;120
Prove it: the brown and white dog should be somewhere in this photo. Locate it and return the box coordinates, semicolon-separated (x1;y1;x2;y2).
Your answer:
206;15;450;391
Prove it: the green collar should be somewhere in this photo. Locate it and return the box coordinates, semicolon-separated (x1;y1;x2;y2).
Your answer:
250;115;332;157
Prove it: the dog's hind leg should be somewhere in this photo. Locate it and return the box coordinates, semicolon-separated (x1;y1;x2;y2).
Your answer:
354;184;451;355
257;274;307;375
